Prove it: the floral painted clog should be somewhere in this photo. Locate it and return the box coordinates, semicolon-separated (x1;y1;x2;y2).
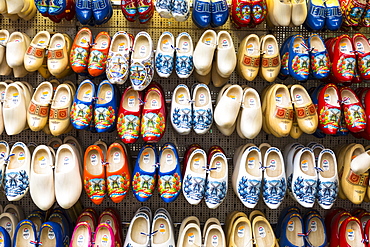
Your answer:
307;34;330;80
141;82;167;143
70;79;95;130
318;83;341;135
340;86;366;133
70;28;93;75
88;32;111;77
288;34;310;81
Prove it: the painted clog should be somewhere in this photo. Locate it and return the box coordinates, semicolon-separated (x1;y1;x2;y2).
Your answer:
88;32;111;77
70;28;93;75
192;83;213;134
171;84;192;135
155;32;175;78
288;35;309;81
175;32;194;78
340;86;366;133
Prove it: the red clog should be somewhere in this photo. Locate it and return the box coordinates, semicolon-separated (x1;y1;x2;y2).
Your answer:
340;86;367;133
318;83;342;135
116;86;143;144
250;0;267;24
339;216;365;247
121;0;137;22
357;211;370;230
98;209;123;247
361;88;370;140
76;208;98;232
207;145;225;164
88;31;111;77
70;28;93;74
353;33;370;81
181;144;201;176
140;82;167;143
331;35;356;83
137;0;154;23
231;0;251;27
325;208;346;238
352;208;367;216
365;219;370;246
330;211;351;247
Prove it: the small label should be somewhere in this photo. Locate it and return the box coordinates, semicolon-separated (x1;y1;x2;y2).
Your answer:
188;232;195;244
322;159;329;171
38;40;45;46
39;156;47;168
18;152;25;163
60;95;67;104
166;153;173;165
249;98;256;107
90;154;98;166
288;220;294;231
55;43;62;48
340;42;348;52
193;158;200;169
267;44;274;55
113;152;120;163
162;39;170;51
1;90;5;100
77;234;84;246
178;93;185;104
248;157;255;169
151;99;158;107
105;90;113;102
199;93;206;105
101;234;108;246
40;91;49;102
105;219;112;227
310;220;317;232
357;42;364;52
237;226;245;237
258;226;266;238
5;222;11;233
143;152;150;163
247;43;254;54
101;41;108;49
269;159;276;171
229;95;236;100
23;228;30;240
275;94;282;104
205;38;211;45
14;39;20;43
83;90;92;101
293;43;300;53
347;229;355;241
324;93;330;103
48;229;55;240
63;156;70;166
182;41;189;52
215;161;222;172
80;37;88;46
211;235;218;246
301;160;308;171
295;94;303;104
118;42;126;52
12;93;19;104
139;45;146;57
128;96;135;107
222;39;229;48
159;223;166;235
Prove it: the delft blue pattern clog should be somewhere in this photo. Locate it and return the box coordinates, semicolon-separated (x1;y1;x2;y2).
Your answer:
175;32;194;78
132;144;158;202
94;80;118;133
13;220;38;247
76;0;93;24
70;80;96;130
210;0;229;27
172;0;190;21
192;0;211;28
155;32;175;78
158;143;182;203
155;0;172;18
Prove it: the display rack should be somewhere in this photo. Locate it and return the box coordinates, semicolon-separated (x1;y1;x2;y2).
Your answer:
0;6;369;237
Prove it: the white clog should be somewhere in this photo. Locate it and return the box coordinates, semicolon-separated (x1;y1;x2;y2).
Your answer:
0;30;9;63
151;208;175;247
49;84;73;136
48;33;69;76
262;147;286;209
155;31;175;78
203;224;226;247
215;31;236;78
205;152;228;209
54;144;82;209
4;142;30;201
27;81;53;132
292;147;317;208
5;0;24;14
284;143;304;199
175;32;194;78
193;30;217;76
177;223;202;247
6;32;28;68
3;83;27;135
316;149;338;210
214;84;242;128
24;31;50;72
232;146;262;208
124;207;152;247
192;83;213;134
182;148;207;205
30;145;55;211
239;87;262;139
0;212;19;240
170;84;192;135
351;150;370;175
106;31;132;85
3;204;24;221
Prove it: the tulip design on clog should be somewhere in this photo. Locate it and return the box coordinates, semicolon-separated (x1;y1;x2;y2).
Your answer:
250;0;267;24
340;87;366;133
132;144;158;202
353;33;370;81
331;35;356;83
308;34;330;80
70;28;92;75
88;32;111;77
288;35;310;81
318;83;341;135
231;0;251;27
70;80;95;130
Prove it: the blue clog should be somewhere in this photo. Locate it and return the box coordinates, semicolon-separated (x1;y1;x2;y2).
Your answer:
192;0;211;28
210;0;229;27
278;35;293;80
70;79;96;130
0;227;11;247
307;34;330;80
325;1;343;31
158;143;182;203
305;0;325;31
279;212;305;247
48;212;72;245
132;144;159;202
93;0;113;25
94;80;118;133
13;220;38;247
35;0;49;14
76;0;93;25
27;210;45;237
275;206;300;239
303;212;327;247
288;34;310;81
48;0;67;15
39;222;64;247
